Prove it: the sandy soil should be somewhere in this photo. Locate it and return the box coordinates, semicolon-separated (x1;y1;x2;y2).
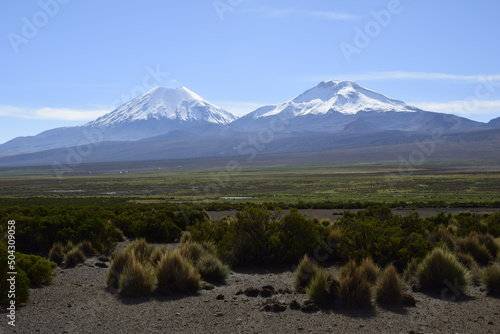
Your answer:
2;256;500;334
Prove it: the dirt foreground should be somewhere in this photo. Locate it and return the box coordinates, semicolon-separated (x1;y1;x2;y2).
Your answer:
2;257;499;334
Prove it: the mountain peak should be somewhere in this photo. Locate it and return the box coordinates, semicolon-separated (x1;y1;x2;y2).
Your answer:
89;86;237;127
248;80;419;119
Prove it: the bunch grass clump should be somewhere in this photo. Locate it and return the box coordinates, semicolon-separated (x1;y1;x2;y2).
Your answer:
107;249;135;287
64;247;86;268
196;254;230;283
129;238;155;264
48;242;65;265
457;235;493;265
118;258;155;297
482;262;500;295
156;250;201;294
306;269;338;306
339;260;372;308
77;240;98;256
375;264;403;304
293;255;320;290
359;258;380;285
149;247;165;266
416;247;471;292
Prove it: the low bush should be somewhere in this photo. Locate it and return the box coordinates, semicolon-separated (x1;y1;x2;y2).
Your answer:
457;235;493;265
306;269;330;305
0;242;30;305
178;242;206;263
106;249;135;288
16;253;57;285
375;265;403;305
416;247;470;293
128;238;154;264
48;242;65;265
482;263;500;295
359;258;380;285
402;258;420;285
339;261;372;308
118;258;155;297
64;247;86;268
306;269;339;306
156;251;201;294
149;247;164;266
454;252;479;271
476;233;499;259
293;255;320;290
77;240;98;257
196;254;230;283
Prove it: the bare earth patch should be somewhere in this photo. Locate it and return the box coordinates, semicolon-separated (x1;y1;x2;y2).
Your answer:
2;257;499;334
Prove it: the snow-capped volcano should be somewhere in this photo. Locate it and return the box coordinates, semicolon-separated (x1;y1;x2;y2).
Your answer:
89;86;237;126
248;80;419;120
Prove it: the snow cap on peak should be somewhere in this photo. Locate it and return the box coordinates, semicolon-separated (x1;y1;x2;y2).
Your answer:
88;86;237;126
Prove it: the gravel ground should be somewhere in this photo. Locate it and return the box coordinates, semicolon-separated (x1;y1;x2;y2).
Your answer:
2;257;500;334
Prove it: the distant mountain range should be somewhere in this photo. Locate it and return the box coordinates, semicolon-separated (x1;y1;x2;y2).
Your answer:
0;81;499;168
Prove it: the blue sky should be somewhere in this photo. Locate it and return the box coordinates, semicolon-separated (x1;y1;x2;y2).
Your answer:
1;0;500;144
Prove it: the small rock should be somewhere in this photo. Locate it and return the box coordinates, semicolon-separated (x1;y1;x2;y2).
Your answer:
216;294;225;300
259;302;287;312
67;304;72;308
488;322;494;326
215;312;224;317
202;282;215;290
95;262;108;268
402;293;416;307
290;300;301;310
261;288;274;298
175;313;180;316
262;285;275;292
244;287;260;297
235;289;244;295
301;301;319;313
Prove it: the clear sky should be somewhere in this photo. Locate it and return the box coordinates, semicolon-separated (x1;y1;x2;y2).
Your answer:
1;0;500;144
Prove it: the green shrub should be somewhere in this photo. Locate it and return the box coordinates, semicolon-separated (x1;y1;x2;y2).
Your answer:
457;235;493;265
416;247;471;293
196;254;230;283
156;251;201;294
17;253;57;285
0;243;30;305
118;258;155;297
64;247;86;268
107;249;134;288
293;255;320;290
48;242;65;265
375;265;403;304
482;263;500;295
339;261;372;308
77;240;98;257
